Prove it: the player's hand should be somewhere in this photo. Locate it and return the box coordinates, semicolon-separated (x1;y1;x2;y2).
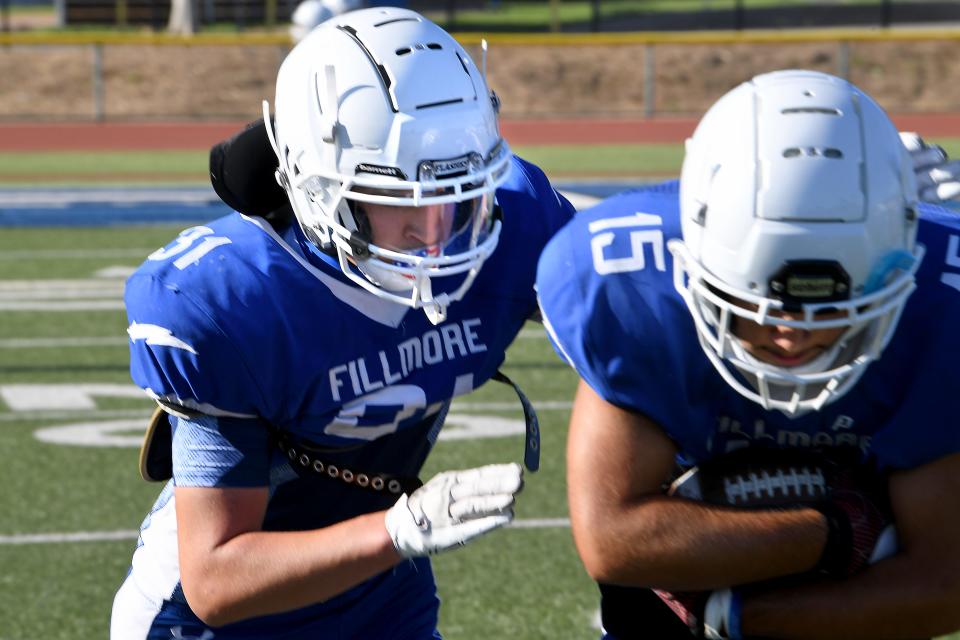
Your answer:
815;487;897;577
654;588;741;639
384;463;522;557
901;131;960;203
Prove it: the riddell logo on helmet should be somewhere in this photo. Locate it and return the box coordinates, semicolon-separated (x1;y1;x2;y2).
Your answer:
356;164;407;180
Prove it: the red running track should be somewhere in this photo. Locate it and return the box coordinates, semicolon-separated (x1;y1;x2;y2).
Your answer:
2;114;960;151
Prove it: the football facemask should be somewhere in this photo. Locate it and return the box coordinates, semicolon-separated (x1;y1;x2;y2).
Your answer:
273;128;509;324
321;180;502;325
670;240;923;415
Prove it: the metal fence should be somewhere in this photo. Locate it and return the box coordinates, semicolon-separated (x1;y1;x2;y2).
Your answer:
22;0;960;30
569;0;960;32
1;28;960;121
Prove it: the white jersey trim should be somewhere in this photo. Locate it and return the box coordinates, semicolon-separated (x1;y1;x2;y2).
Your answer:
239;214;409;328
145;389;257;419
113;489;183;638
111;575;163;639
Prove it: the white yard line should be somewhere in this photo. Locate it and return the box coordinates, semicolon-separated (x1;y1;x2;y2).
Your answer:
0;404;576;422
0;391;572;419
0;301;126;311
0;530;140;545
0;328;543;348
0;288;123;301
0;337;128;348
0;409;153;422
0;249;154;260
0;278;126;311
0;274;551;328
507;518;571;529
2;333;542;349
0;279;125;291
0;518;571;545
0;188;215;206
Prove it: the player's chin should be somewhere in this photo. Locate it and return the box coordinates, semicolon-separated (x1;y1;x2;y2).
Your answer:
754;346;825;367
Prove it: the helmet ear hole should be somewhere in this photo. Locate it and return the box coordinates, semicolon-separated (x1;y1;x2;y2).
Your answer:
347;201;373;242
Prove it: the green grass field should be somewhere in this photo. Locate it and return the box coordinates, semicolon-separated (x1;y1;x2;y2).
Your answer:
6;226;960;640
424;0;885;30
2;141;960;638
0;224;598;639
0;143;685;186
4;138;960;185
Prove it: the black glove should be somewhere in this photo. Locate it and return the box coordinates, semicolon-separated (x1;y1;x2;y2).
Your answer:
815;484;895;577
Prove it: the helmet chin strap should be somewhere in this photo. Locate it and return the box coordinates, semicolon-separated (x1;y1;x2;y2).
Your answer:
423;302;447;325
416;276;448;325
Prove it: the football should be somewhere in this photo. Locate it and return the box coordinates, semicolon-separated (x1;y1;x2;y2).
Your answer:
667;446;898;574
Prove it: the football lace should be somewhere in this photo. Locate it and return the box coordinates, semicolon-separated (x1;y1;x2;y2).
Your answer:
723;466;827;504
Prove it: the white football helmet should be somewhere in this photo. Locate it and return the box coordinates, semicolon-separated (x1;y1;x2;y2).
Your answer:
266;8;511;324
669;70;923;415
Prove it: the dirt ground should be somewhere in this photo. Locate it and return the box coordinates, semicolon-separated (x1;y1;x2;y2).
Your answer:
1;38;959;121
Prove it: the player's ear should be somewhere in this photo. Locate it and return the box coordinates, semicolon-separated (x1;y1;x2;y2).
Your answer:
210;117;288;216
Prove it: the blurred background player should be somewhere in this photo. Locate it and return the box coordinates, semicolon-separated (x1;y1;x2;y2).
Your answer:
536;70;960;639
110;8;574;639
289;0;361;42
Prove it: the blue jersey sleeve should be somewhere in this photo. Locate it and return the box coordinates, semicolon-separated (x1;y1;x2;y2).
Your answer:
867;206;960;470
511;155;577;234
536;184;696;429
172;414;273;487
536;220;597;385
486;155;576;316
125;270;266;418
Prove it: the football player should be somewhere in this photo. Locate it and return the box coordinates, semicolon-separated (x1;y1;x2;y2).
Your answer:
111;9;574;639
536;70;960;639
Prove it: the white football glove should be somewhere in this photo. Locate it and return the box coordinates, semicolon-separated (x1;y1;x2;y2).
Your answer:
900;131;960;203
384;463;523;557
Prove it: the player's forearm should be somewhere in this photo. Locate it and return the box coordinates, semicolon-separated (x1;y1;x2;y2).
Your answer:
574;495;827;591
740;552;960;639
181;510;401;627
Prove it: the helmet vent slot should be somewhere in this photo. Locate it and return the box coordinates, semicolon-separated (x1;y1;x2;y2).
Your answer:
337;25;399;113
456;51;471;76
781;107;841;116
415;98;464;110
455;52;479;101
374;17;419;27
395;43;443;56
782;147;844;159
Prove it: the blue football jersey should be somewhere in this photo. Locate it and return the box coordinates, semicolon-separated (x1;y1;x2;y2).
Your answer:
117;155;574;638
537;180;960;471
